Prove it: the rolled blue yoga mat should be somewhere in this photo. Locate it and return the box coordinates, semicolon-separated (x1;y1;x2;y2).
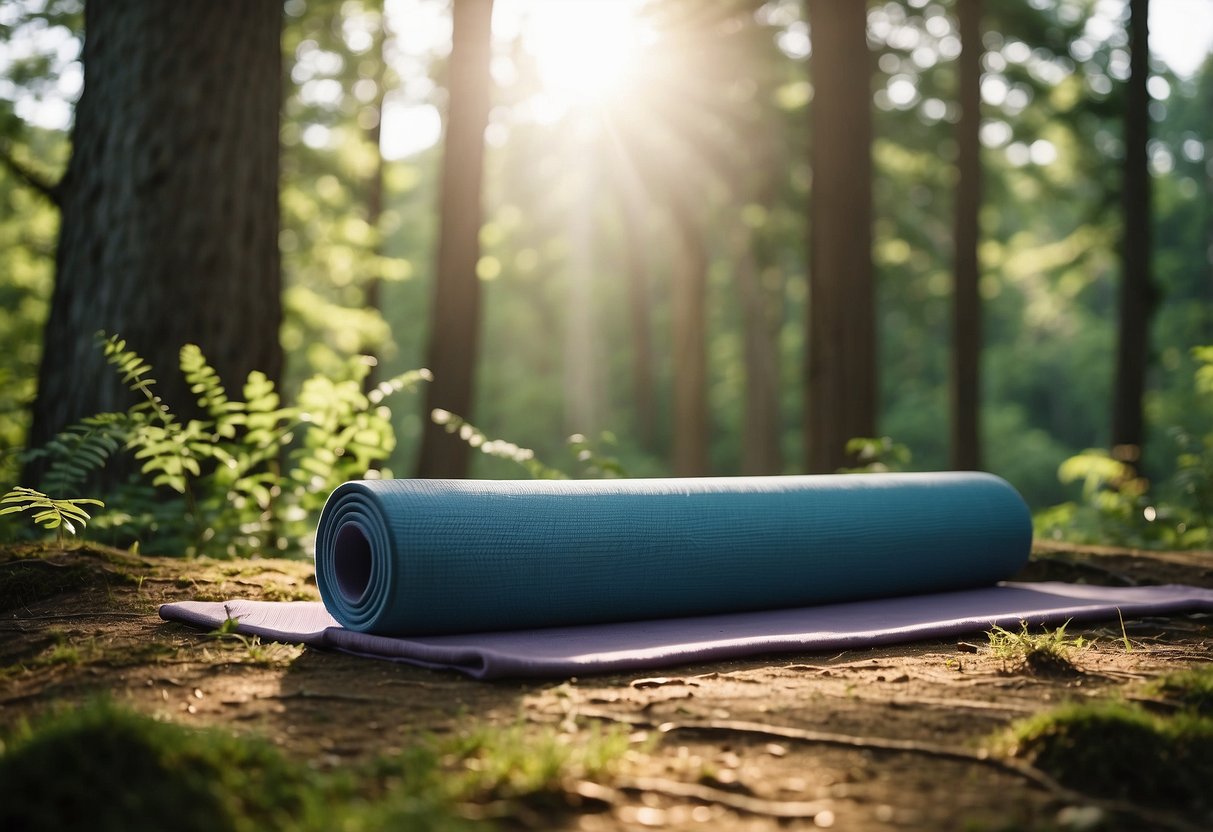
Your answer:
314;472;1033;636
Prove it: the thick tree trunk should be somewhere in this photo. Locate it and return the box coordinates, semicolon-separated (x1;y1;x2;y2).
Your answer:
951;0;983;471
804;0;876;473
26;1;283;482
669;199;710;477
415;0;493;478
1111;0;1155;465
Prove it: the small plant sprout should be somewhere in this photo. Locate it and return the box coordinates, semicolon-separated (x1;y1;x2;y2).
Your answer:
0;486;104;545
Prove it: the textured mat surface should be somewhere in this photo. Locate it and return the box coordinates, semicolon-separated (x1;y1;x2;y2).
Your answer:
161;582;1213;679
311;473;1033;635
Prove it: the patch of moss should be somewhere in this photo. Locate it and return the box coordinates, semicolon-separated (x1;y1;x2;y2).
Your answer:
1143;666;1213;715
0;559;94;612
1000;700;1213;807
0;701;330;832
0;703;635;832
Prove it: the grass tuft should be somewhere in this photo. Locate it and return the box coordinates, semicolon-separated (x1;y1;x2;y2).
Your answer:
986;620;1089;675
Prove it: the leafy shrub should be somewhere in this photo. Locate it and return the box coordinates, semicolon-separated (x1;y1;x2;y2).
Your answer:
20;333;428;557
1035;345;1213;548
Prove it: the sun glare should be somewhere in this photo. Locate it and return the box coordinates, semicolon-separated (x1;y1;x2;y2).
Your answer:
521;0;650;106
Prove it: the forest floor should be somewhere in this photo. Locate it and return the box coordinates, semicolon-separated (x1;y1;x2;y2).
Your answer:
1;540;1212;831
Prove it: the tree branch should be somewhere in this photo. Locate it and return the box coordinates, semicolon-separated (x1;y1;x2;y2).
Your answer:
0;143;62;205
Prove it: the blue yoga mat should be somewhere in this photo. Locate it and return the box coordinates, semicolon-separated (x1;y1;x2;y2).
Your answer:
314;473;1033;636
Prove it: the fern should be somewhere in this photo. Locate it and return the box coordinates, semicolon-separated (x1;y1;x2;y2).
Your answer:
28;412;134;496
431;410;568;479
29;334;428;558
1;486;104;544
99;332;172;424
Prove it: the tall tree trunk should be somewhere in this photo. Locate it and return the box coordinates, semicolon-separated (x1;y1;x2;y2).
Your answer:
736;226;783;474
564;148;602;436
619;183;658;451
25;0;283;484
415;0;493;478
362;10;389;395
804;0;875;473
669;199;710;477
1111;0;1155;465
951;0;983;471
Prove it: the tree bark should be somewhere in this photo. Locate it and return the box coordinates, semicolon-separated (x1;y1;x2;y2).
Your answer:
669;197;711;477
26;0;283;482
362;11;389;396
564;145;603;437
951;0;983;471
804;0;876;473
619;183;658;451
1110;0;1155;465
415;0;494;478
737;226;783;474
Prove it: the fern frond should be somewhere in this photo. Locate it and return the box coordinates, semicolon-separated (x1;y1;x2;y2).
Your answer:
97;331;173;424
367;368;433;405
1;485;104;537
432;410;567;479
33;412;134;495
180;344;244;436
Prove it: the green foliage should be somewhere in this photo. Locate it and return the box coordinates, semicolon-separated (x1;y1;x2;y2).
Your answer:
433;411;632;480
431;408;568;479
29;333;428;558
1037;345;1213;548
839;436;911;474
0;486;102;543
999;700;1213;808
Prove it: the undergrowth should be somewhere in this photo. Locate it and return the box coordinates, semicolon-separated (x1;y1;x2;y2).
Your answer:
11;333;429;557
1035;345;1213;549
0;701;634;832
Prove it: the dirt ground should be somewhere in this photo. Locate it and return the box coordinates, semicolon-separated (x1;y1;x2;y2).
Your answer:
2;540;1211;831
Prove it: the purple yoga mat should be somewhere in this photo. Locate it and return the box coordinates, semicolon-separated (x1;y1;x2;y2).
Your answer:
160;581;1213;680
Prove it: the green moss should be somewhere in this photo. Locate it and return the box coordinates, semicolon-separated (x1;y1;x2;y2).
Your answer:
1001;700;1213;806
0;702;635;832
0;701;328;832
0;558;93;612
1143;666;1213;715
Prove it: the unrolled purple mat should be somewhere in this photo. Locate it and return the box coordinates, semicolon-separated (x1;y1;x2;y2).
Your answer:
160;581;1213;680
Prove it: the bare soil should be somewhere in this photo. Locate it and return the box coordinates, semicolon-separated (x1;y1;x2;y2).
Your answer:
2;540;1211;831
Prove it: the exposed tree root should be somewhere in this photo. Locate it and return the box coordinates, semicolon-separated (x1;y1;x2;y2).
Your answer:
573;708;1207;832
